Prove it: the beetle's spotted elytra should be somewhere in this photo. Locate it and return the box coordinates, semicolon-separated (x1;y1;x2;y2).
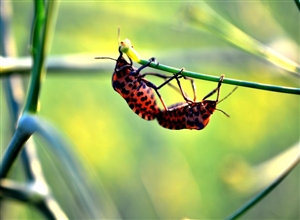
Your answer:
157;74;237;130
95;47;185;121
96;49;158;120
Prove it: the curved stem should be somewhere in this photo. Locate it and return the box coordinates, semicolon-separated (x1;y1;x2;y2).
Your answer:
0;130;32;178
23;0;59;113
182;3;300;76
226;153;300;220
1;179;67;219
137;58;300;95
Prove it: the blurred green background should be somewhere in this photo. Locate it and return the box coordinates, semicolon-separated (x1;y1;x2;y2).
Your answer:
1;1;299;219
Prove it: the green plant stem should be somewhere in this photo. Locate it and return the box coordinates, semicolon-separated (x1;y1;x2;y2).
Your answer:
0;130;32;178
182;3;300;76
1;178;67;219
23;0;59;113
226;154;300;220
23;1;46;113
137;58;300;95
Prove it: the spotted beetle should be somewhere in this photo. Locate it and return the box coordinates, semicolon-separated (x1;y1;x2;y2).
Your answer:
95;47;185;120
157;74;237;130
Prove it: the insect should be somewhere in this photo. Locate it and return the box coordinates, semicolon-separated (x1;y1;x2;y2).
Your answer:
95;45;185;120
157;74;237;130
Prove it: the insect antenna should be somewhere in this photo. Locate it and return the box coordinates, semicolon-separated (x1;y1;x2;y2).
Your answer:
217;86;238;104
118;26;121;46
94;56;117;61
216;108;230;117
215;86;238;118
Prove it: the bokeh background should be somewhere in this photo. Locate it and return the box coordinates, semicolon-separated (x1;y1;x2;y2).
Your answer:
1;1;299;219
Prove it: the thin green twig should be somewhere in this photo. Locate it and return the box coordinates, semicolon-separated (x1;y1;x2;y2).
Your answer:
22;1;46;113
1;2;67;219
138;58;300;95
23;0;58;113
0;130;32;178
120;39;300;95
226;153;300;219
182;3;300;77
0;178;67;219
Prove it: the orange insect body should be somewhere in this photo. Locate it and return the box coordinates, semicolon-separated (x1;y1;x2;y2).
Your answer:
111;49;160;120
157;100;217;130
97;35;235;128
157;75;234;130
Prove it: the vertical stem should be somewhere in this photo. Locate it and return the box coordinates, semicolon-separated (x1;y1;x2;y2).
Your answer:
23;0;47;113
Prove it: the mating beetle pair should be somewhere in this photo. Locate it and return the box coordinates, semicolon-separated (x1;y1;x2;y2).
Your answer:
96;40;236;130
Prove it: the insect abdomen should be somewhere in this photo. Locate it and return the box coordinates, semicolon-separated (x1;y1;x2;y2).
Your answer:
157;104;187;130
157;103;210;130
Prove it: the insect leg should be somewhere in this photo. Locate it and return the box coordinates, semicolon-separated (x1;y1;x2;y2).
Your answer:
138;72;182;95
141;78;169;111
202;74;224;101
142;71;197;102
172;69;194;104
135;57;158;74
143;69;193;103
155;70;183;90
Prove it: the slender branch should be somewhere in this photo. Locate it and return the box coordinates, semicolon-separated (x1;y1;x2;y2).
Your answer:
1;179;33;202
1;179;67;219
226;153;300;220
137;58;300;95
22;1;46;113
120;39;300;95
0;54;113;76
23;0;59;113
1;1;67;219
182;3;300;77
0;129;32;178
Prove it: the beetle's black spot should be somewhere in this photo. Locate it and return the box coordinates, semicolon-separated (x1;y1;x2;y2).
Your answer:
193;111;200;117
145;100;152;106
121;88;130;95
141;96;147;101
200;108;207;115
150;105;157;111
137;91;143;97
202;114;210;120
112;81;123;89
136;103;142;108
125;97;130;102
186;120;194;126
125;76;132;83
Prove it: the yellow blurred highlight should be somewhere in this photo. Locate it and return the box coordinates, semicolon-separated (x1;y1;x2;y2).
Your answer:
140;148;202;219
220;142;300;193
